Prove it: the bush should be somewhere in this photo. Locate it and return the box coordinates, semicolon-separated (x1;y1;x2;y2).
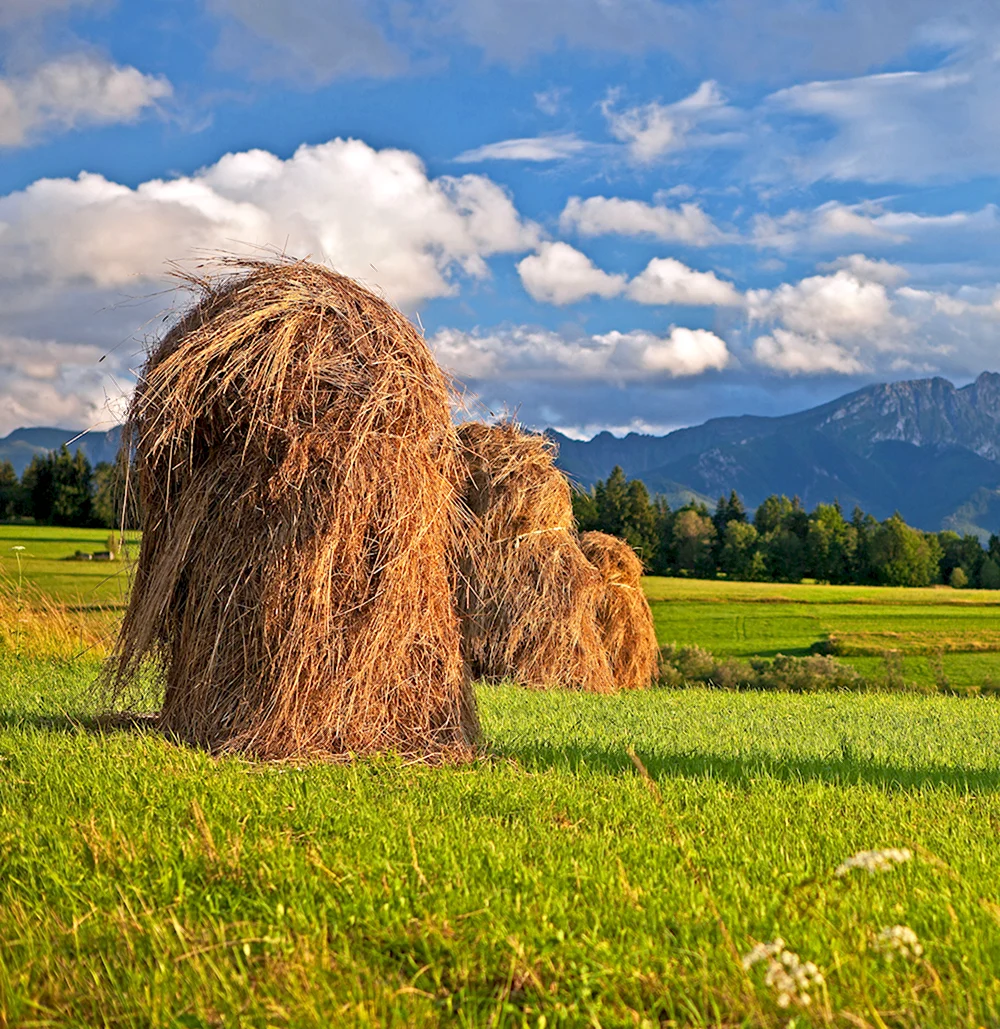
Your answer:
950;566;969;589
658;644;867;692
661;644;719;681
751;653;865;692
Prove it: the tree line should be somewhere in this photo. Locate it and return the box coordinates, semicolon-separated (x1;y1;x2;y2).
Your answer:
0;446;130;529
573;466;1000;589
4;447;999;589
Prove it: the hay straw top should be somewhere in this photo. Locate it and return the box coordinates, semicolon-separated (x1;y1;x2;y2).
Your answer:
580;531;645;586
457;421;575;537
133;259;455;465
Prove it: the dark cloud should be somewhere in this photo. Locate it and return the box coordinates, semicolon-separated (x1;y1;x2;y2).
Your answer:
460;373;877;438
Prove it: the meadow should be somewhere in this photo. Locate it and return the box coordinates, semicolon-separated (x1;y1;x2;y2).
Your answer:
646;576;1000;693
2;527;1000;1026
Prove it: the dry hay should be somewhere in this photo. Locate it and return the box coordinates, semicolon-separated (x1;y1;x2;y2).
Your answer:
579;531;660;690
457;422;615;693
105;258;478;760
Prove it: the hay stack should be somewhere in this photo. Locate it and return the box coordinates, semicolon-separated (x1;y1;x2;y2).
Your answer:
106;259;478;760
457;422;615;692
580;531;660;689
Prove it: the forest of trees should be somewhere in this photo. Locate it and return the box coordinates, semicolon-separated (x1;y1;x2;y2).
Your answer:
0;447;127;529
5;448;1000;589
573;466;1000;589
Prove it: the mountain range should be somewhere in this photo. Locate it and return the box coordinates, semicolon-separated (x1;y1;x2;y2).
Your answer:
5;372;1000;538
0;426;122;477
550;372;1000;539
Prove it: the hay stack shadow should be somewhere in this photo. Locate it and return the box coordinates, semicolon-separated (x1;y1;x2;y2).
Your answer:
105;260;478;761
580;531;660;690
457;422;616;693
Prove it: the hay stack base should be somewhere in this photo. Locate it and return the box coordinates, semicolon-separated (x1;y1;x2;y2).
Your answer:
580;532;660;690
458;423;615;693
106;259;478;761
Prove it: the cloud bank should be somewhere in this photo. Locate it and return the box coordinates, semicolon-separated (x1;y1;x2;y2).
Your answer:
0;136;541;431
431;324;731;383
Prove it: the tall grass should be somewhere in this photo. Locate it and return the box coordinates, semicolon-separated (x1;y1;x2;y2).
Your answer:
0;586;115;661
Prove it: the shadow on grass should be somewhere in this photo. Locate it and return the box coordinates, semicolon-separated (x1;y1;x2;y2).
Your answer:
6;711;1000;793
0;710;158;737
489;739;1000;794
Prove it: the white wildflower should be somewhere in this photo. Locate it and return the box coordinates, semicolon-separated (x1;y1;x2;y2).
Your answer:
874;924;923;961
835;847;912;877
11;545;25;551
742;939;824;1009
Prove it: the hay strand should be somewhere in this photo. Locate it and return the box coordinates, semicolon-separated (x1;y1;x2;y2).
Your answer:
105;258;478;760
457;422;615;693
580;531;660;690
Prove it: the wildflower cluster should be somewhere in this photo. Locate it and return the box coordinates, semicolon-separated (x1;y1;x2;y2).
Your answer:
834;847;912;877
742;938;824;1009
874;924;923;961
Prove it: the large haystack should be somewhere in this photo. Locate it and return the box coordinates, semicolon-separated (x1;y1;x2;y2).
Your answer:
106;259;478;760
457;422;615;693
580;531;660;690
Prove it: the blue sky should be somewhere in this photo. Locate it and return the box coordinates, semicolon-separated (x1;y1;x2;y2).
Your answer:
1;0;999;437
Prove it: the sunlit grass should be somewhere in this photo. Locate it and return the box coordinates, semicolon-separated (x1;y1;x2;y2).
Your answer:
646;576;1000;690
0;525;137;609
4;533;1000;1024
2;657;1000;1026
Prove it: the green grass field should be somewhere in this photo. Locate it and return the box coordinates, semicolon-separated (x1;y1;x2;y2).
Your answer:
0;526;138;610
645;576;1000;692
3;528;1000;1026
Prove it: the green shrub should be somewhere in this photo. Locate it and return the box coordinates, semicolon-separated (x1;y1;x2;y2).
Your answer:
752;653;865;692
658;644;867;692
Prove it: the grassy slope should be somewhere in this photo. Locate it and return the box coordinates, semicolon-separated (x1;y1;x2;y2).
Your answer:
4;532;1000;1025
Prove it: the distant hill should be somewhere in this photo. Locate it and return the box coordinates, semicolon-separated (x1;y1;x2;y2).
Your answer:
9;372;1000;537
550;372;1000;538
0;426;122;476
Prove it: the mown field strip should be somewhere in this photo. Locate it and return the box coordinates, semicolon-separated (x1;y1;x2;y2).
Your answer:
646;577;1000;690
6;525;1000;690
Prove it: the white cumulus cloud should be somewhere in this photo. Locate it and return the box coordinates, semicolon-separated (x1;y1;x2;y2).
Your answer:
0;136;541;429
560;195;724;246
747;268;903;341
0;137;539;309
0;54;172;147
817;254;908;286
749;261;1000;377
752;329;866;375
748;261;913;375
627;257;742;306
517;242;625;305
431;324;730;383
